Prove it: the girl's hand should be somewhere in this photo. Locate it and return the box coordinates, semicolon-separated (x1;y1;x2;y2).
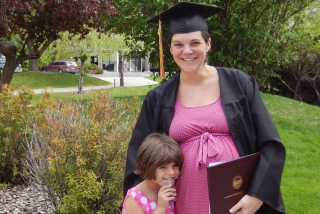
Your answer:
229;194;263;214
156;185;176;211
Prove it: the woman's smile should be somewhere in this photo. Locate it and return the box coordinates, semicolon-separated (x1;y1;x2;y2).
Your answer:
182;58;197;61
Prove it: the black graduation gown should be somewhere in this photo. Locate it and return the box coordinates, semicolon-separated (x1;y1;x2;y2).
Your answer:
122;67;286;213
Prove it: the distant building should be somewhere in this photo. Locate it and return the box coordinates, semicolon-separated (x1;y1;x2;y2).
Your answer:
79;52;159;73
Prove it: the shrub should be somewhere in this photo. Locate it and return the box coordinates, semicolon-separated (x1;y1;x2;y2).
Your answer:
23;90;139;213
22;60;29;72
0;85;34;183
84;64;103;74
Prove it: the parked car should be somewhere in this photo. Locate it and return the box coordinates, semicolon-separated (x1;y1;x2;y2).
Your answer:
42;60;79;73
0;56;22;73
14;64;22;72
0;56;5;74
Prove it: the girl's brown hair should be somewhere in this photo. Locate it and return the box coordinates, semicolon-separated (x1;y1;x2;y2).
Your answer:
134;133;184;180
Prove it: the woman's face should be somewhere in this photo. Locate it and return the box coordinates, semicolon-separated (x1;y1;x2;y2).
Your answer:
170;31;210;73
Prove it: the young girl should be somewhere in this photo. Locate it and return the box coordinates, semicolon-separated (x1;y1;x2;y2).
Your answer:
122;133;184;214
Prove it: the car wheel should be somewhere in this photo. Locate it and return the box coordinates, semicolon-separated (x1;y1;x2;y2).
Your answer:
43;68;46;72
58;69;62;73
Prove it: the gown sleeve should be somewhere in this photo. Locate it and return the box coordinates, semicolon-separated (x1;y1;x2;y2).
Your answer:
246;77;286;214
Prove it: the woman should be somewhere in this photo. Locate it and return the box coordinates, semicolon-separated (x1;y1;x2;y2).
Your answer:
123;2;286;214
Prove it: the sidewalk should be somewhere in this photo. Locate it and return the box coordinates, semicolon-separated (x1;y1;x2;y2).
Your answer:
33;72;159;94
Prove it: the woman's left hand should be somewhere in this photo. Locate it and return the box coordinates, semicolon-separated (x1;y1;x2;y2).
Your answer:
229;194;263;214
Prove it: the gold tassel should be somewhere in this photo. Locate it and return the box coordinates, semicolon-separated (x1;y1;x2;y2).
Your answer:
158;13;165;80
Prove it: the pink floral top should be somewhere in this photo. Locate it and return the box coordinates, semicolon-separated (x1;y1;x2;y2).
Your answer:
122;188;175;214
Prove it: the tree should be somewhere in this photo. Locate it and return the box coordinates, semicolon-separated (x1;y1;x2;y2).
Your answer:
106;0;315;86
55;31;127;93
271;4;320;105
0;0;118;91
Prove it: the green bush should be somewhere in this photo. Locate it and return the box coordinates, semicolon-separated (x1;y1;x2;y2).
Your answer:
84;63;103;74
0;85;33;183
22;60;29;72
23;91;139;213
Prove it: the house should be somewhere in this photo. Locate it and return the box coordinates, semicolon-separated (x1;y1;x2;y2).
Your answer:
87;52;158;73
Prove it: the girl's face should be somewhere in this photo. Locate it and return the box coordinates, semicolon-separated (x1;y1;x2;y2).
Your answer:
170;31;210;73
153;162;180;187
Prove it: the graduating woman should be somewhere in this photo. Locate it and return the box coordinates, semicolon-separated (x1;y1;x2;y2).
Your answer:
122;2;286;214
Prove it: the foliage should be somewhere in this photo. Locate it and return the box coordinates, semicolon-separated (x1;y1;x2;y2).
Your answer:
0;85;33;183
0;0;119;87
106;0;315;85
266;4;320;105
23;91;140;213
52;30;127;93
0;182;8;191
84;64;104;74
276;46;320;105
21;60;29;72
37;43;70;69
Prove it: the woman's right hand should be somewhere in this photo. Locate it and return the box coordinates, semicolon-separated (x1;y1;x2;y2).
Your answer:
155;185;176;213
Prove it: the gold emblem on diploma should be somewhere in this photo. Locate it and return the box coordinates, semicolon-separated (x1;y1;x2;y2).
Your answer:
232;176;243;189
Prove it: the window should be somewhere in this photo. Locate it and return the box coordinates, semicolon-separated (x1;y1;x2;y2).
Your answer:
67;62;77;66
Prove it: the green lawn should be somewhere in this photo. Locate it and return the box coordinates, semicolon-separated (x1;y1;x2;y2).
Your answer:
262;93;320;214
145;75;162;83
11;72;111;89
31;84;159;103
12;72;320;213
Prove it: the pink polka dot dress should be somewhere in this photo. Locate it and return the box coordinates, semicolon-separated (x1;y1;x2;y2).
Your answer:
169;97;240;214
122;188;175;214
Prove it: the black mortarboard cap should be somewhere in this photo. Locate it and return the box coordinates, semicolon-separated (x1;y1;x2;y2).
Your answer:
147;2;224;36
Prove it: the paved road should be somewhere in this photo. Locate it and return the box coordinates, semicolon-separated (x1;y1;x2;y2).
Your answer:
33;71;159;94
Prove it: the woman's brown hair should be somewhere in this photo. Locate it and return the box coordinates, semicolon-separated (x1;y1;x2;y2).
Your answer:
134;133;184;180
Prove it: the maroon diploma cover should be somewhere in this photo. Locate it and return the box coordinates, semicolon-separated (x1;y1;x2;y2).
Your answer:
207;152;260;214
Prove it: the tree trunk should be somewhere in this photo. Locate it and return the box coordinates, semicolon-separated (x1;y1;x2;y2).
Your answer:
294;62;304;100
0;35;55;91
28;59;39;71
27;38;39;71
294;79;301;100
78;54;88;94
311;79;320;105
0;40;18;92
78;61;85;94
118;51;124;87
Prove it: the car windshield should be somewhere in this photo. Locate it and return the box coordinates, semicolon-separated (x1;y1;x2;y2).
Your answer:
67;62;77;66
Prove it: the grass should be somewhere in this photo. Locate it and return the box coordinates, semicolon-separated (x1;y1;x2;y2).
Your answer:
31;84;159;103
11;71;111;89
9;72;320;213
261;93;320;214
145;75;162;83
